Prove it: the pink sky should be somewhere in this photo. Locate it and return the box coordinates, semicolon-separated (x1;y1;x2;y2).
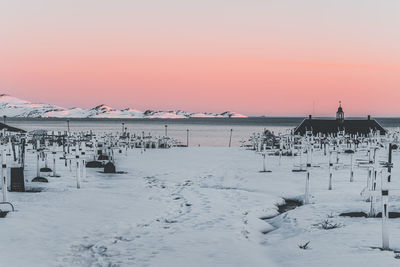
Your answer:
1;0;399;116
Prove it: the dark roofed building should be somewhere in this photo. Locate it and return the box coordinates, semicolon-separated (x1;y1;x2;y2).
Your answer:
294;102;386;136
0;122;26;133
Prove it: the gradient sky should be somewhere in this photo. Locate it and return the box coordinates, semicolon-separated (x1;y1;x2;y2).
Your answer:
1;0;399;116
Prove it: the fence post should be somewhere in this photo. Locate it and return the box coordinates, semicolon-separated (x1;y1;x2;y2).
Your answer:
350;153;354;182
2;148;8;202
229;129;233;147
381;171;389;250
328;151;333;190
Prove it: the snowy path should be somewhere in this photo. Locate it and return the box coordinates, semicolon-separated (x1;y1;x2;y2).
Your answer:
1;147;400;266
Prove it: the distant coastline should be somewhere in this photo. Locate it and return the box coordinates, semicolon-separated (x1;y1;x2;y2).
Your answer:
4;116;400;127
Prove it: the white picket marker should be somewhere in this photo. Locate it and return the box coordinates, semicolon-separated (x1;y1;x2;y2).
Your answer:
262;153;266;172
381;170;389;250
367;166;377;217
336;146;339;164
2;148;8;202
52;143;57;177
76;149;81;189
36;152;40;178
350;153;354;182
304;170;310;204
368;147;372;163
44;152;48;168
299;142;304;171
81;147;86;182
310;145;314;166
366;167;372;191
328;151;333;190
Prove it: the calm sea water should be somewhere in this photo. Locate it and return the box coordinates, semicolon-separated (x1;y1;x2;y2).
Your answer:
6;117;400;147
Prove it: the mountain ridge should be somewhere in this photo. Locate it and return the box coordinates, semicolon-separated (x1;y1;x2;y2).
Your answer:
0;94;247;119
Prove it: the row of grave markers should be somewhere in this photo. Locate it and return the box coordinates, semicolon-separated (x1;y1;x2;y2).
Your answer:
250;128;400;251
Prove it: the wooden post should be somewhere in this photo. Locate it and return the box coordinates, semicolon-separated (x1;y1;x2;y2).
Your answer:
52;143;57;177
367;167;372;190
328;151;333;190
336;146;339;164
367;147;371;163
304;140;311;205
36;153;40;178
67;120;70;154
388;144;393;182
81;148;86;182
380;144;393;249
381;170;389;250
2;148;8;202
299;142;304;171
304;170;310;204
350;153;354;182
76;151;81;189
369;170;376;217
262;153;266;172
229;129;233;147
187;129;189;147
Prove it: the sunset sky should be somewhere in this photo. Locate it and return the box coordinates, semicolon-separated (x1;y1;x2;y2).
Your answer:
1;0;399;116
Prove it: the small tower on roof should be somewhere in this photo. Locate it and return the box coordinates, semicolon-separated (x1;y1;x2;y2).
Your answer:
336;101;344;121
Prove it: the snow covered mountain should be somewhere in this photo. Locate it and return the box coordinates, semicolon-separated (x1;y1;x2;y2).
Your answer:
0;94;247;119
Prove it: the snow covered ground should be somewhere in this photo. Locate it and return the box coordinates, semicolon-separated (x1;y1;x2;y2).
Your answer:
1;146;400;266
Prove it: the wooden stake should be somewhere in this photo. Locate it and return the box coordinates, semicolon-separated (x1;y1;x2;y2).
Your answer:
2;148;8;202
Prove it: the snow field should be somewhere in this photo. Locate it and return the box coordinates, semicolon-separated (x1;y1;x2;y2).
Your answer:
1;146;400;266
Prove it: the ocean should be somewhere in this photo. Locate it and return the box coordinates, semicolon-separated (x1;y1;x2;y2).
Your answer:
5;117;399;147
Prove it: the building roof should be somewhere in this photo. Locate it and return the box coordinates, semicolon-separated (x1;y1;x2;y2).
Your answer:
0;123;26;133
294;117;386;136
